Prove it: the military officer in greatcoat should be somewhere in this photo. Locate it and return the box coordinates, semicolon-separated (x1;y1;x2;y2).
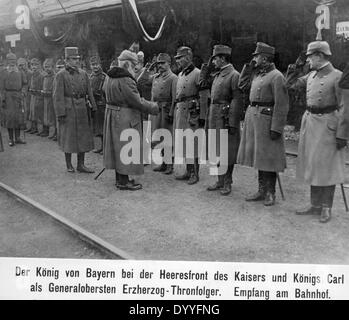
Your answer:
173;46;203;185
286;41;348;223
42;58;57;140
138;53;178;174
203;45;243;195
27;58;45;136
103;50;159;191
89;56;106;154
53;47;97;173
0;53;27;146
237;42;289;206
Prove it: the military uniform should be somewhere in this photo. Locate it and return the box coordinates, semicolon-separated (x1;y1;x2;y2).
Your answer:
28;58;45;135
103;50;159;191
204;45;243;195
237;42;289;206
287;41;349;223
89;56;106;154
0;53;27;146
42;59;56;138
138;53;178;173
53;47;97;173
173;46;202;184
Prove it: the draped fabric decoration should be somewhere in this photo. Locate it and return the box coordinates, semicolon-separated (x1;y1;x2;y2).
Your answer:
121;0;167;42
22;0;74;47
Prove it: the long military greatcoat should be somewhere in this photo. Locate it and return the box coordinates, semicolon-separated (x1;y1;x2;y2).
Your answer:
102;67;158;175
0;67;26;129
173;64;201;161
53;67;96;153
208;64;243;165
42;70;56;127
90;68;106;136
29;70;44;123
287;63;347;186
237;63;289;172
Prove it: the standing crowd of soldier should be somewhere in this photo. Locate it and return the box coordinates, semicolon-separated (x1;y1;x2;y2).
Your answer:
1;38;349;224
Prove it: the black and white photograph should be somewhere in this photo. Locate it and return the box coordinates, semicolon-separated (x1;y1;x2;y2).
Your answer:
1;0;349;302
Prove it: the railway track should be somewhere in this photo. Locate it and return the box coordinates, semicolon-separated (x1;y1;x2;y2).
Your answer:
0;181;133;260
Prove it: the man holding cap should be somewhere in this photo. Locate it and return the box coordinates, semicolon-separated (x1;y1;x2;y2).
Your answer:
103;49;159;191
138;52;178;174
53;47;97;173
237;42;289;206
173;46;202;184
0;52;27;146
204;45;243;196
287;41;348;223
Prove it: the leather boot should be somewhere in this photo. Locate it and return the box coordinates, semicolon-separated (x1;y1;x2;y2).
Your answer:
48;128;56;139
65;153;74;173
245;171;266;201
188;160;199;185
207;175;224;191
264;191;276;206
153;162;167;172
40;126;49;137
29;122;38;134
220;182;232;196
163;164;173;175
77;152;95;173
8;129;14;146
14;129;26;144
319;207;331;223
176;164;191;180
296;186;322;215
24;124;32;133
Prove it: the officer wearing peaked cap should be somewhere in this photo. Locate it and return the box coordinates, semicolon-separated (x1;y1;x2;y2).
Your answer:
53;47;97;173
138;52;178;174
203;44;243;196
0;52;27;146
173;46;202;184
237;42;289;206
286;40;348;223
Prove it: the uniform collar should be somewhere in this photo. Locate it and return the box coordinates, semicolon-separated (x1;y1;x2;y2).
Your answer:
156;69;171;78
66;65;79;74
218;63;234;77
256;63;275;76
314;62;334;77
181;63;195;76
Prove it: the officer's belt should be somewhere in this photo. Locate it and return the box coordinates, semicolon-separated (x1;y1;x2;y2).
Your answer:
153;98;171;103
250;101;274;107
212;100;230;105
65;93;86;99
175;95;199;103
306;105;338;114
29;89;42;96
106;102;130;111
5;88;21;92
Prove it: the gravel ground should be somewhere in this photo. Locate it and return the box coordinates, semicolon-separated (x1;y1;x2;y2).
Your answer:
0;191;110;259
1;127;349;264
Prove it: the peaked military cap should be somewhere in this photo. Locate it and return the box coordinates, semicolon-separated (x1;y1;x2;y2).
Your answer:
306;41;332;56
118;50;138;65
174;46;192;59
89;55;101;65
6;52;17;61
252;42;275;56
212;45;232;58
65;47;80;59
43;58;54;66
30;58;41;65
55;59;65;67
156;53;171;64
17;57;27;65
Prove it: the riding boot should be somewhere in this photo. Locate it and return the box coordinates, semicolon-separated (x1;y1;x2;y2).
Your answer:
188;158;199;185
8;129;14;146
176;164;191;180
48;127;56;139
319;185;335;223
264;172;276;206
77;152;95;173
207;175;224;191
296;186;322;215
40;125;49;137
14;128;26;144
65;153;74;172
30;122;38;134
220;164;234;196
245;171;266;201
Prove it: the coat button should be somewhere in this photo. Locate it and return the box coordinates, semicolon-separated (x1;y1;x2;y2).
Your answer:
321;82;324;85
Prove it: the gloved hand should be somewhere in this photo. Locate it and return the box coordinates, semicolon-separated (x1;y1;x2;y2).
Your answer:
295;50;307;67
270;130;281;140
249;59;257;69
227;126;238;135
150;103;160;115
336;138;347;150
57;115;66;123
198;118;205;128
